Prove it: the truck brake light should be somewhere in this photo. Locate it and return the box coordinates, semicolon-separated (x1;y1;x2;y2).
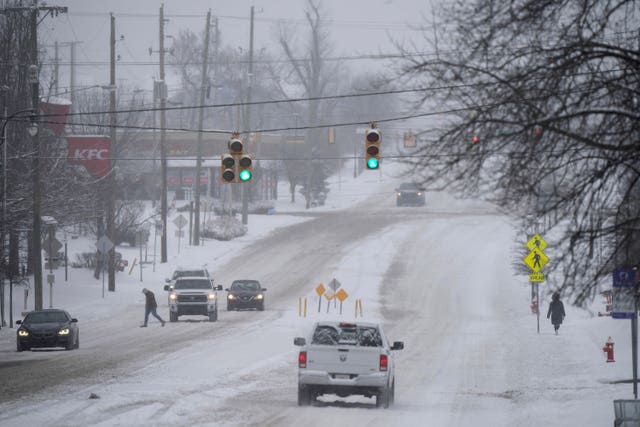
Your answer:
379;354;388;371
299;351;307;368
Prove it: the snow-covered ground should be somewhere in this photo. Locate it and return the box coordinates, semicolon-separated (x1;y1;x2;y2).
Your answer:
0;161;635;426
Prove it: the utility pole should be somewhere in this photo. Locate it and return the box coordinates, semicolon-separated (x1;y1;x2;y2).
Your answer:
159;3;168;263
0;1;69;311
107;12;117;292
193;10;211;246
242;5;255;226
54;41;59;94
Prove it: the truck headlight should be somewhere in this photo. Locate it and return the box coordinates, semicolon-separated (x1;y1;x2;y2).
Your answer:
169;293;177;301
18;329;29;337
208;293;216;300
58;328;70;336
227;294;235;300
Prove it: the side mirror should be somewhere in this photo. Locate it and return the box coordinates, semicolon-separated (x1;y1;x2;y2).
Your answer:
225;288;230;292
216;285;223;291
16;320;22;325
165;278;171;283
163;285;171;291
294;337;306;346
391;341;404;351
262;288;267;292
71;318;78;323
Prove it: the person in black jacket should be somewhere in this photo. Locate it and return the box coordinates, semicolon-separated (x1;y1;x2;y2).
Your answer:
141;288;165;327
547;292;565;335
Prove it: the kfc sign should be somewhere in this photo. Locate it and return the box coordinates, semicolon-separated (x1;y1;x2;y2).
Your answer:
66;136;111;178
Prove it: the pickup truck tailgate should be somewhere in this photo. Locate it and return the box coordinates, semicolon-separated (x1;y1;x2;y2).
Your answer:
307;345;382;375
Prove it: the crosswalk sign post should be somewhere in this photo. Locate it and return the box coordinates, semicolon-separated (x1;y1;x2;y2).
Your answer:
523;233;549;334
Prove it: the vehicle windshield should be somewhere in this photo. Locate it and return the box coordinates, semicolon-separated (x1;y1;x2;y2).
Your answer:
172;269;207;280
174;279;212;290
25;311;69;323
311;325;382;347
230;281;261;292
399;183;419;191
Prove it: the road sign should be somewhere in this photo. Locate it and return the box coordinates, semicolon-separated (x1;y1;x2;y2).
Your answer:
42;236;63;255
315;283;326;296
529;273;545;283
324;291;334;301
524;248;549;273
612;287;636;319
173;214;187;229
526;234;548;252
329;278;341;292
96;235;114;254
613;268;637;288
335;288;349;302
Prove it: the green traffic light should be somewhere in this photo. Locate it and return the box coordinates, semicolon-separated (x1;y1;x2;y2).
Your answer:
366;157;379;169
239;169;252;182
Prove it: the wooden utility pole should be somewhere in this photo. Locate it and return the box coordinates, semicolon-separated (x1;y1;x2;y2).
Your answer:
107;12;117;292
159;3;168;263
193;10;211;246
242;6;255;226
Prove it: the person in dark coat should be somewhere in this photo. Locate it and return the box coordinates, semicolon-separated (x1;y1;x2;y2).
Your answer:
141;288;165;327
547;292;565;335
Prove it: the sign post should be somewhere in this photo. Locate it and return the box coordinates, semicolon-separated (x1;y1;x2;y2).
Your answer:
96;236;114;299
315;283;325;313
523;233;549;334
173;214;188;254
612;268;639;398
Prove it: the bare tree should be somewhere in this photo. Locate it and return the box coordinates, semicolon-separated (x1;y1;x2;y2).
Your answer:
397;0;640;305
275;0;345;208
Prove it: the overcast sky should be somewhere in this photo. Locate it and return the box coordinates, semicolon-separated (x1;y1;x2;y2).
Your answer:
40;0;434;94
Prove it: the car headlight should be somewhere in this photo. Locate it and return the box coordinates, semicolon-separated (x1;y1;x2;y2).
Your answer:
208;293;216;300
18;329;29;337
58;328;70;336
227;294;235;300
397;192;401;196
256;294;264;300
169;293;177;300
417;192;422;196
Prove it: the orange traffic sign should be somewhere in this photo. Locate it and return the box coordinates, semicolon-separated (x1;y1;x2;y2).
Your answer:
335;288;349;302
315;283;326;296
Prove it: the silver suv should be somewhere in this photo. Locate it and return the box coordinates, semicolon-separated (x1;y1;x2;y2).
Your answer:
164;276;222;322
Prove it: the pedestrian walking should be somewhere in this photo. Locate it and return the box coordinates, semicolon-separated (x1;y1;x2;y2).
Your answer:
141;288;165;327
547;292;565;335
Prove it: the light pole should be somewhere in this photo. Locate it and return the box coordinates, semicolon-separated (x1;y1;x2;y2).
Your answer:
1;109;37;326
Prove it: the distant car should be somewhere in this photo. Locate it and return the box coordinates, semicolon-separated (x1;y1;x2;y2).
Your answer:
165;266;211;287
16;309;79;352
396;182;426;207
226;280;266;311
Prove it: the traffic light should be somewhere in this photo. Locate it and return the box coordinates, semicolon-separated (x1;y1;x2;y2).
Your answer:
221;154;236;183
365;126;381;170
238;154;253;182
228;136;244;156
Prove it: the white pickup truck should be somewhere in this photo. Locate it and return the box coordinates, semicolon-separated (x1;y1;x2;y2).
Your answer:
294;321;404;408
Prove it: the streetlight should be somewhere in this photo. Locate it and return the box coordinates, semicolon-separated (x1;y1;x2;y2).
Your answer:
1;109;37;326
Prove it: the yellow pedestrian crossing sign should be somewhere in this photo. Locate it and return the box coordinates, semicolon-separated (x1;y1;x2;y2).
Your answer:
526;234;547;252
524;248;549;273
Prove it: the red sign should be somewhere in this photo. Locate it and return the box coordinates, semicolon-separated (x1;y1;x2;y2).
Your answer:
40;101;70;136
66;136;111;178
182;176;194;185
168;176;179;186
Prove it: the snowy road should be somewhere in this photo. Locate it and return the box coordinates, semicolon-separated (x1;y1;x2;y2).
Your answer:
0;186;625;426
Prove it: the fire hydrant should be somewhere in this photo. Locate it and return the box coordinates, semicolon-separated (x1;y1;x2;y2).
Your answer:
603;337;615;363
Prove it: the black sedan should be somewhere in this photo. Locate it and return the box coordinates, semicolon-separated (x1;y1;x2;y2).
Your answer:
396;182;426;207
16;309;79;352
226;280;266;311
